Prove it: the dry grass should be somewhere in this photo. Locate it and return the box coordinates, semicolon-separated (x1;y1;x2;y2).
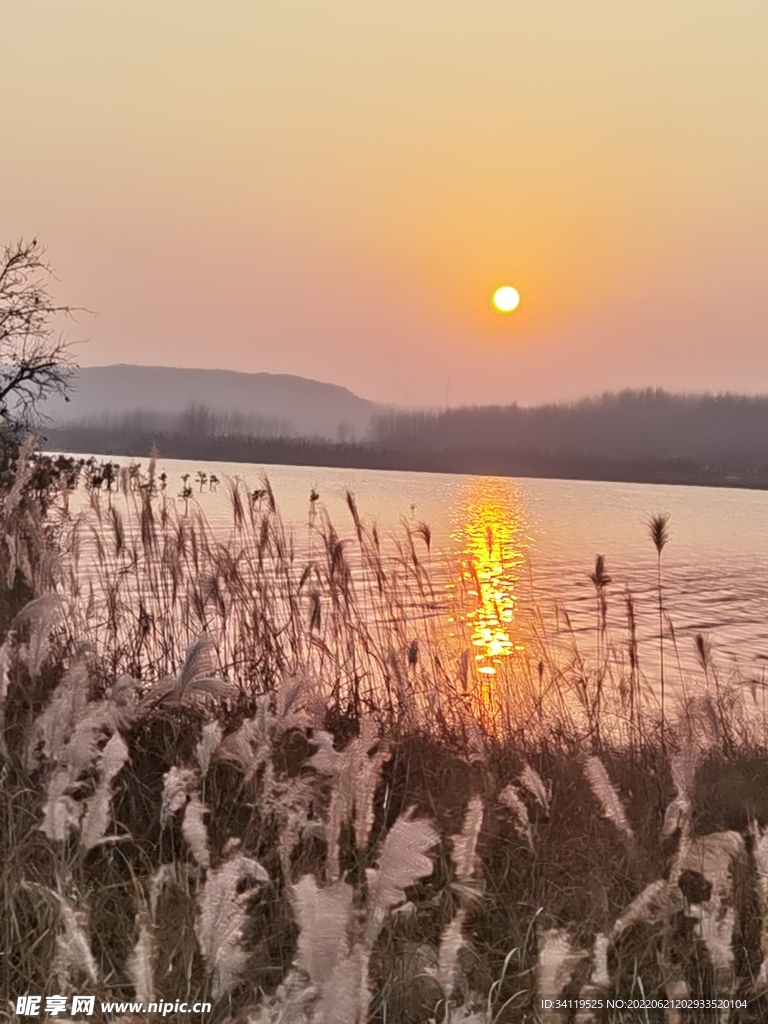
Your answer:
1;452;768;1022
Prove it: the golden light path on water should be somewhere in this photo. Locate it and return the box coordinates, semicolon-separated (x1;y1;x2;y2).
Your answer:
446;477;529;680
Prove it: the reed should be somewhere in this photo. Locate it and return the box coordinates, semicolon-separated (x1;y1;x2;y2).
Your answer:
649;513;671;752
1;454;767;1021
588;554;611;750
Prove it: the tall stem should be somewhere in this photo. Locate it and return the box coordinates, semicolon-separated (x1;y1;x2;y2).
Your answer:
658;554;665;751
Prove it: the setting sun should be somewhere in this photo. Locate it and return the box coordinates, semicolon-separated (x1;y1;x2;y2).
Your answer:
492;286;521;313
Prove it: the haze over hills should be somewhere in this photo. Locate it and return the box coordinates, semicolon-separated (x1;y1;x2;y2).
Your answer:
40;364;383;440
41;368;768;489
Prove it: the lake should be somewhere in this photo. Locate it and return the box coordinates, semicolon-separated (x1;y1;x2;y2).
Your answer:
60;454;768;691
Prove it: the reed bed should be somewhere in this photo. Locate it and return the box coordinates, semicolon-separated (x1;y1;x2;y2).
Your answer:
2;449;768;1023
45;455;677;746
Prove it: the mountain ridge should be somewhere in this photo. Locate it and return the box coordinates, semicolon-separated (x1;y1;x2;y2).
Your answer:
40;363;383;439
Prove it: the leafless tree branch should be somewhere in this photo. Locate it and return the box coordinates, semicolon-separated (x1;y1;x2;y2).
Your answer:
0;238;80;430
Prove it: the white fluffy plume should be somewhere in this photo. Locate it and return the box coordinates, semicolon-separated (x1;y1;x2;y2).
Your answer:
536;928;589;1001
309;718;390;880
52;895;100;989
15;594;65;678
160;765;210;867
27;650;137;849
584;756;634;844
679;830;745;995
498;783;532;848
287;807;439;1024
79;731;130;850
661;747;699;842
451;797;484;884
195;721;223;777
0;638;14;755
126;914;155;1005
365;810;439;944
195;848;269;998
292;876;354;986
518;763;552;815
436;797;485;999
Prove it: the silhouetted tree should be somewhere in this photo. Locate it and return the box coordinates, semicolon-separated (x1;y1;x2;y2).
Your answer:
0;239;78;461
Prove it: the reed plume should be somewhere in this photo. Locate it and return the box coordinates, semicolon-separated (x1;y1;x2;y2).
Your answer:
648;512;670;749
583;755;634;847
195;845;270;998
589;555;611;745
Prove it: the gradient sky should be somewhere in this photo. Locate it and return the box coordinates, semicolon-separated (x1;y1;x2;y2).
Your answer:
2;2;767;407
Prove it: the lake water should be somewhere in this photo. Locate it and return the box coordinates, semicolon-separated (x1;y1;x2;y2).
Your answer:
61;454;768;689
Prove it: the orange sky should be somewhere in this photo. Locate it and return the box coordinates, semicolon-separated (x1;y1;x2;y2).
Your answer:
2;2;767;406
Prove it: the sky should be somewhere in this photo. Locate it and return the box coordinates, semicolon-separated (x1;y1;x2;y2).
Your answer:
2;2;768;408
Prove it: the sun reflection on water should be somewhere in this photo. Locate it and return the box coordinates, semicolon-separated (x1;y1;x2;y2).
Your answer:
447;477;529;677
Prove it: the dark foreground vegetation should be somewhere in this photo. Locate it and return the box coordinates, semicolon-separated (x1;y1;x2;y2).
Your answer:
1;446;768;1023
45;389;768;490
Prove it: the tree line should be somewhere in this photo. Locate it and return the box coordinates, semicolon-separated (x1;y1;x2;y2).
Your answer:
43;389;768;489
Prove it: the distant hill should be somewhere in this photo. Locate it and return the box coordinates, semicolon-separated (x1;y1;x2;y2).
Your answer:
39;364;382;440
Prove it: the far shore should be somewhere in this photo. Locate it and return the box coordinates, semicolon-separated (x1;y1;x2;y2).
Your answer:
42;425;768;491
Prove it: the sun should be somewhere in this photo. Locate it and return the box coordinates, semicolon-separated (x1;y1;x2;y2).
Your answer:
492;286;520;313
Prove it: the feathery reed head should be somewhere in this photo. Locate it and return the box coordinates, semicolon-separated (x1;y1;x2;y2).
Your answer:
694;631;712;673
589;554;611;589
648;512;670;555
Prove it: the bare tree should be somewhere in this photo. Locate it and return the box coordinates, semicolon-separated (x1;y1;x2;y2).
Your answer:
0;238;78;432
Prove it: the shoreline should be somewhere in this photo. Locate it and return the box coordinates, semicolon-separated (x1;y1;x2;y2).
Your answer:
42;426;768;492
